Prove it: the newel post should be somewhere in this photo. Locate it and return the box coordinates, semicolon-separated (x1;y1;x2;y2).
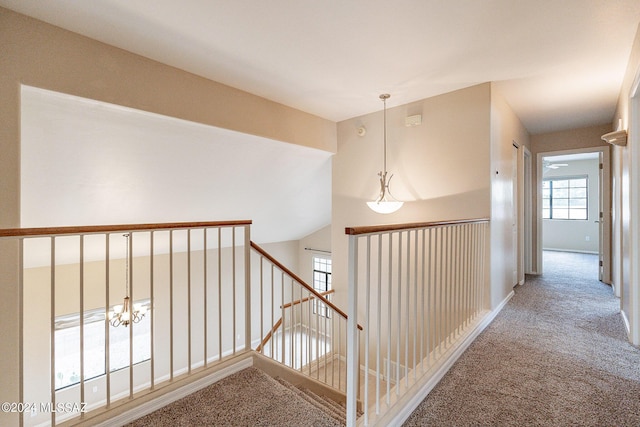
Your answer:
244;225;252;351
346;235;359;426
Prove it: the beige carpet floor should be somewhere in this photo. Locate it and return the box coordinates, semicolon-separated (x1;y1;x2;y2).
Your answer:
404;251;640;426
128;367;341;426
128;251;640;426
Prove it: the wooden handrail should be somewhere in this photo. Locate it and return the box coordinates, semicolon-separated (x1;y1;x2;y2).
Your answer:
250;241;363;330
0;220;252;238
256;317;283;353
345;217;490;236
281;289;335;309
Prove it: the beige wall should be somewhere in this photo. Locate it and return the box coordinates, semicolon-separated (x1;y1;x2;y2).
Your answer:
332;83;528;367
332;83;493;322
612;23;640;344
490;85;531;305
530;124;612;271
0;8;335;425
531;124;612;154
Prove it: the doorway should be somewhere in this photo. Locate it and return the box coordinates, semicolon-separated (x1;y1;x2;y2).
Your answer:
523;148;533;274
536;147;611;283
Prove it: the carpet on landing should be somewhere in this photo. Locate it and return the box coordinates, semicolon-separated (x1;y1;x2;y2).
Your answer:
128;367;342;427
404;251;640;426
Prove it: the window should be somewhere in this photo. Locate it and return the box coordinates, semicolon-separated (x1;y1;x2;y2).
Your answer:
312;257;332;318
542;177;588;220
54;300;151;390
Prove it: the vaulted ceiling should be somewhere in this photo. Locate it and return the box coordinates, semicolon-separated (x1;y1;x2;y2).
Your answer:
3;0;640;134
20;86;332;243
5;1;640;243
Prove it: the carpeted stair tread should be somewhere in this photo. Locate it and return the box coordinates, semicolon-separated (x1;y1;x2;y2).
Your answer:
298;384;363;418
275;377;346;424
298;385;346;413
128;367;342;426
335;396;364;418
302;386;349;421
319;393;348;413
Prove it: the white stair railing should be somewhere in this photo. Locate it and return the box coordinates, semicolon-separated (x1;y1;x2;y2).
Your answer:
345;219;489;426
4;217;489;426
2;221;252;426
250;241;360;394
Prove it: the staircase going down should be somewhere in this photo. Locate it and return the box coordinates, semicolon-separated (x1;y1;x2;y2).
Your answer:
275;377;348;425
128;367;347;426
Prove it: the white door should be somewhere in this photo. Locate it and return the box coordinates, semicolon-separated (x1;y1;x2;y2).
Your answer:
599;149;612;284
598;153;604;281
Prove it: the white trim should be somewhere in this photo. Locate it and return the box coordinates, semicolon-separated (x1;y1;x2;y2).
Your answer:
369;290;515;427
536;147;611;282
621;309;631;338
536;151;544;274
513;143;521;287
523;147;534;275
612;147;623;298
628;67;640;345
542;248;599;255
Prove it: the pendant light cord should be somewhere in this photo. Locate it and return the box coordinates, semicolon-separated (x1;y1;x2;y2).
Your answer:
380;93;390;174
124;233;130;297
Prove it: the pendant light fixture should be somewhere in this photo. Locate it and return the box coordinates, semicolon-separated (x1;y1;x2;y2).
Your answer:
109;233;147;327
367;93;404;214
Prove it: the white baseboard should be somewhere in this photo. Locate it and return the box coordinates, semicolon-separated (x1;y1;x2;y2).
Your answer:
376;290;514;427
622;309;631;339
542;248;599;255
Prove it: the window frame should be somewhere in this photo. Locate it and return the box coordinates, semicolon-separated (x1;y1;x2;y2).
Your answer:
53;299;151;391
542;175;589;221
312;256;332;318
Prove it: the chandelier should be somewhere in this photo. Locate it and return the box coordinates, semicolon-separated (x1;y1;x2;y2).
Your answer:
367;94;404;214
109;233;147;327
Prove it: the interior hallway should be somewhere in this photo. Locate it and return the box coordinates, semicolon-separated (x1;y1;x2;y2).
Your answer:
404;251;640;426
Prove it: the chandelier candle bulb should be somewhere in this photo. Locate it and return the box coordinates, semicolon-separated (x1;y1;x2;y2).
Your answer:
109;233;147;327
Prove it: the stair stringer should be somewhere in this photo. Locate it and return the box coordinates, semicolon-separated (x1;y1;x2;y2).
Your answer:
252;351;364;413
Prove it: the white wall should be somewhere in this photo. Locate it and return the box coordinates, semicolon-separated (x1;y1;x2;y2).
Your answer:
612;22;640;345
542;159;600;253
20;85;333;245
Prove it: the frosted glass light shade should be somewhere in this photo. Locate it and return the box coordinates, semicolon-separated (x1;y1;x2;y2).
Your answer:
367;200;403;214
